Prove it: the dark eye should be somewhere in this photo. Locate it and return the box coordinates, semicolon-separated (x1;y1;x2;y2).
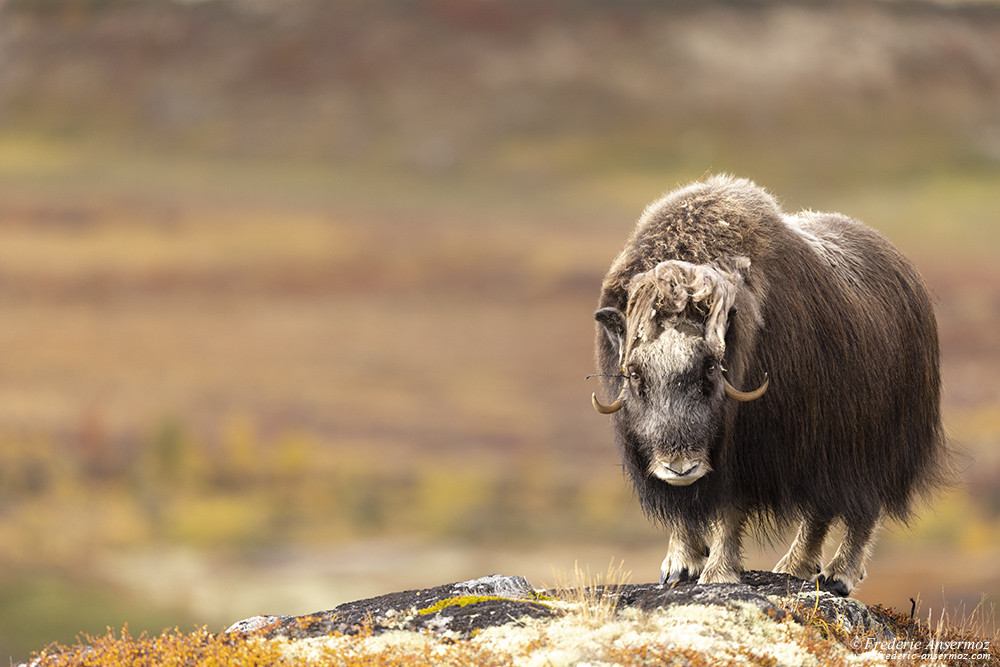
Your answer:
627;365;642;385
702;359;720;396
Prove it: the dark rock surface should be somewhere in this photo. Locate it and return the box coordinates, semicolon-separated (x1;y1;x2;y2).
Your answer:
611;570;889;638
228;574;557;640
227;570;890;642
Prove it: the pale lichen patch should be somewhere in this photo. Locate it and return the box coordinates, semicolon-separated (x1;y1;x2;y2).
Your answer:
468;602;887;666
272;600;891;666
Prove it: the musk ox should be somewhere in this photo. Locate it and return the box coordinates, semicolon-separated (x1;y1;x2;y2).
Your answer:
592;175;946;596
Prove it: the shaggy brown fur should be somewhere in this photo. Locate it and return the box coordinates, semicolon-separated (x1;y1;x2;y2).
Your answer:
593;175;946;595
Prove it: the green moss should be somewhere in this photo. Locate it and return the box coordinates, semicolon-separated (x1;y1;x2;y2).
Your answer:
416;595;512;616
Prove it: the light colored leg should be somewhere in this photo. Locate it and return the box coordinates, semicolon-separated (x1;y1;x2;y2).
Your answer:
773;517;830;580
659;524;708;584
817;517;881;597
698;510;745;585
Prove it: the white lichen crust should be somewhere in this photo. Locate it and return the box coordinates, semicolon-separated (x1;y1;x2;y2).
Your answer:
275;601;889;666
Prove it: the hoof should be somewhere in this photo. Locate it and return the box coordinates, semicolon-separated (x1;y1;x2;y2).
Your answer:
773;561;822;580
660;568;696;585
814;573;850;597
698;568;742;585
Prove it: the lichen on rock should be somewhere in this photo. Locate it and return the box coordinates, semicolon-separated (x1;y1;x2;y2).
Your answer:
229;574;557;642
221;571;906;666
30;571;993;666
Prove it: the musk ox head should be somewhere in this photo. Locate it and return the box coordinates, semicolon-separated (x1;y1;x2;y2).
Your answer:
592;258;768;487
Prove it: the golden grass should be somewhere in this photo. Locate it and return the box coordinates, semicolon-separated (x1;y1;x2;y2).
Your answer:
777;591;1000;667
545;558;632;623
30;625;286;667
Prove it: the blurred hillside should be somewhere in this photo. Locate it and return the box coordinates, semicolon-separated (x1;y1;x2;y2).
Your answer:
1;0;1000;664
2;0;1000;179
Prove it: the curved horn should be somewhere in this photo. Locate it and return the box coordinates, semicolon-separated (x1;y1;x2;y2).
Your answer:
592;385;627;415
723;372;769;402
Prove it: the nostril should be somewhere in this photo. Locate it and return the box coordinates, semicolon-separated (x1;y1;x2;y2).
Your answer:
664;462;699;477
652;458;706;486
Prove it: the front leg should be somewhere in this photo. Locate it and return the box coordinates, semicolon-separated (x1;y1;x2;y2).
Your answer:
698;509;745;584
774;516;830;580
659;523;708;584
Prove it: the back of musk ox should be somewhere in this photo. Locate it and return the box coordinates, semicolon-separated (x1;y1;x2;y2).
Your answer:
592;175;947;596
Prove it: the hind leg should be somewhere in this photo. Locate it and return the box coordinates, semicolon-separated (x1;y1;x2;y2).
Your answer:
773;516;830;580
817;516;881;597
660;523;708;584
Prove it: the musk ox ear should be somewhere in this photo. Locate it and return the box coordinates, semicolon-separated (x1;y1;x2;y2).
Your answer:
595;307;626;358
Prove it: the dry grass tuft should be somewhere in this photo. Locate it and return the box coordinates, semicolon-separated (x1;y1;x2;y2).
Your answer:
778;591;1000;667
545;558;632;622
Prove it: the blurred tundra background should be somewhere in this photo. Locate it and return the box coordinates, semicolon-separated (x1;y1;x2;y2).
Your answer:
1;0;999;662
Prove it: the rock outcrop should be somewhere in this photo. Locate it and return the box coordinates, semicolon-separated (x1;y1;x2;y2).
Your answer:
227;573;556;640
225;571;910;665
25;572;991;666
